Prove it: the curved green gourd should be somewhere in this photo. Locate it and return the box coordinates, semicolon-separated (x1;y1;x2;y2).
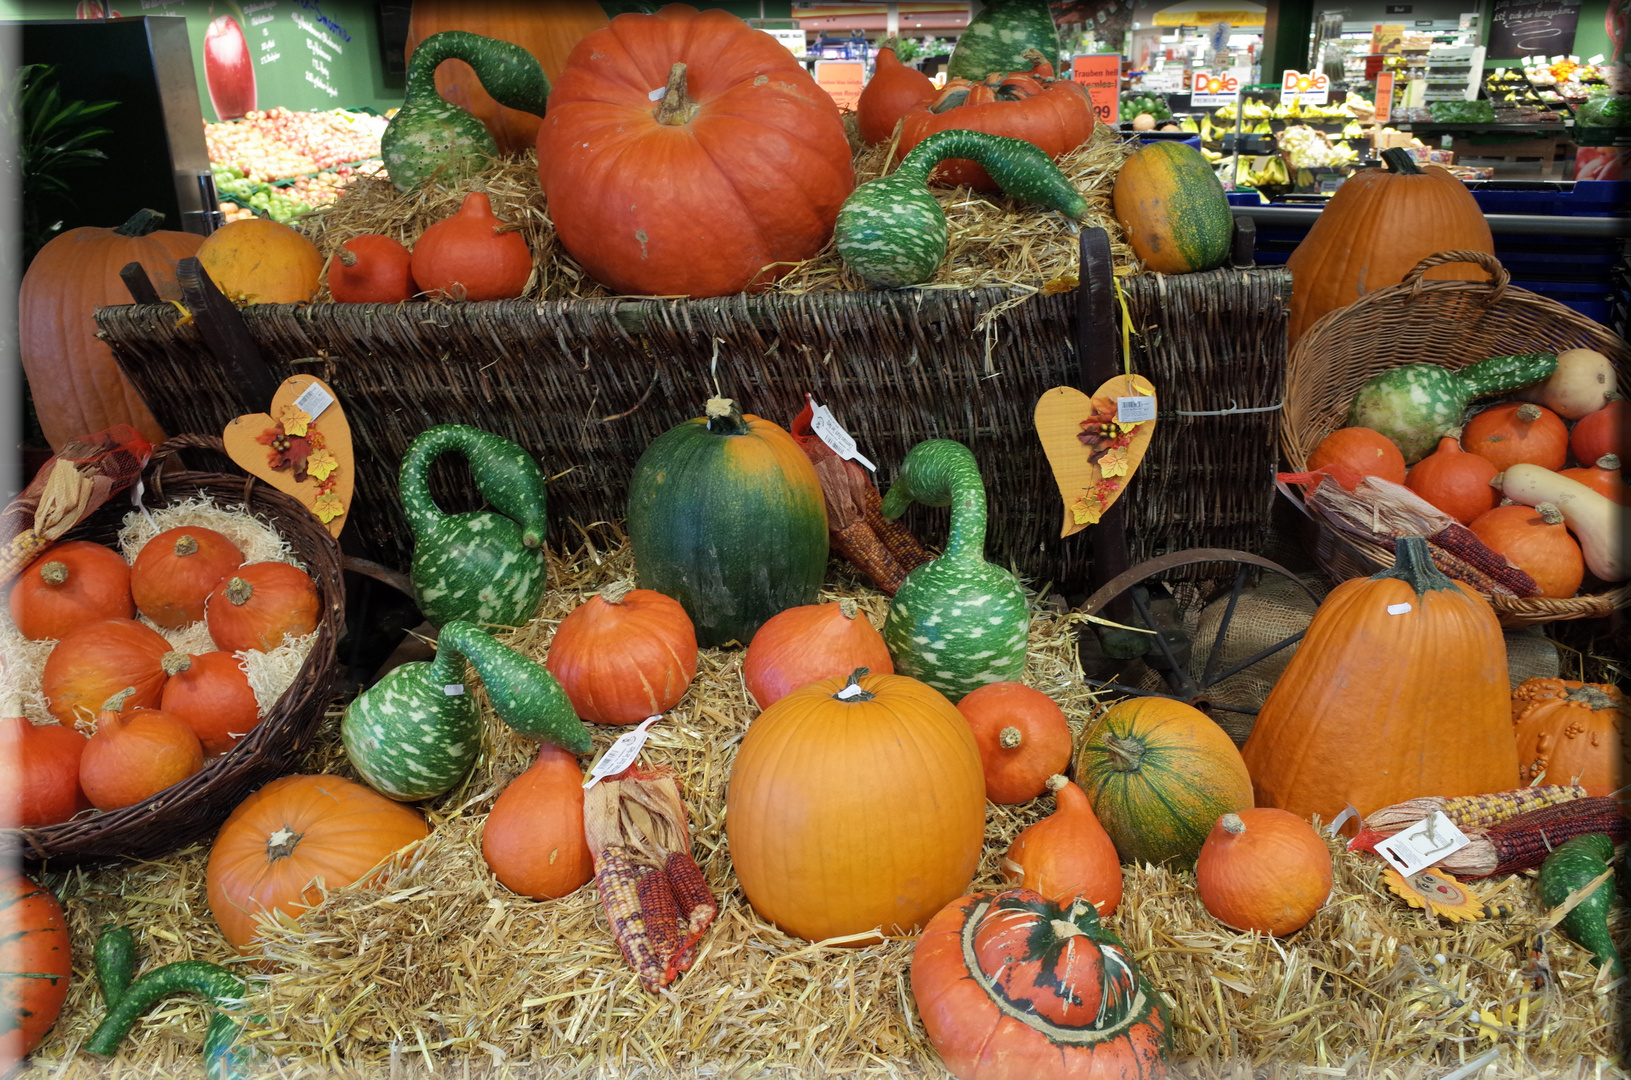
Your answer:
946;0;1062;80
880;440;1029;700
836;129;1089;288
401;424;549;630
381;30;550;192
341;619;589;802
88;927;263;1080
1538;833;1623;978
1347;352;1558;463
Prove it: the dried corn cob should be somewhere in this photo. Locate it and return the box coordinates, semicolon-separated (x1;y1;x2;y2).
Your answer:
1364;785;1588;832
1439;796;1631;878
594;845;670;991
0;530;55;581
1428;524;1542;597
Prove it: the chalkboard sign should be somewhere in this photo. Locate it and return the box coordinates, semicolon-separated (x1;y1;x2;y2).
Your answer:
1486;0;1581;58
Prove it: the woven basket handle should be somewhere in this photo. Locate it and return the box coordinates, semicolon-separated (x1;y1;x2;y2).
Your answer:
146;434;255;503
1400;251;1510;306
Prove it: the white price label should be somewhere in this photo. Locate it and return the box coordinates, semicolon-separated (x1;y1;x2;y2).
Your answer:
807;399;876;471
443;683;465;696
1374;811;1471;876
648;86;667;101
292;380;335;421
836;682;866;699
584;715;663;789
1387;602;1412;615
1116;396;1156;423
1589;54;1605;65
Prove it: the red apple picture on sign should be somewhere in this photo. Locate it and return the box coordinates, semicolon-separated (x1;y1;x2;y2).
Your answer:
204;13;256;120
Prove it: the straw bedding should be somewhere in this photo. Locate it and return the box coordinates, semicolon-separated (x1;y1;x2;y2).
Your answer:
20;541;1626;1080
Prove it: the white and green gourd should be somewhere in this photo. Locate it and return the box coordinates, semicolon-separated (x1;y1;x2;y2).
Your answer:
835;128;1089;289
380;30;550;191
342;620;591;802
946;0;1063;80
401;424;549;629
880;440;1029;701
1347;352;1559;463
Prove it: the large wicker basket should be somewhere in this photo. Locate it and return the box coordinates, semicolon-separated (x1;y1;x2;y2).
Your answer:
1283;250;1631;628
2;436;345;866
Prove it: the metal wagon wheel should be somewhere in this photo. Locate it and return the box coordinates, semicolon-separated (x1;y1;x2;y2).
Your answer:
1075;548;1322;716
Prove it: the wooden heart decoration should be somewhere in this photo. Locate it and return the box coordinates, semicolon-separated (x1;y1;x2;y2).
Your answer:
1033;375;1158;538
222;375;353;538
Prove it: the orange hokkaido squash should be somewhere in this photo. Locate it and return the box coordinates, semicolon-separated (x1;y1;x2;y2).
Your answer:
1195;808;1332;936
8;541;134;641
18;208;200;448
955;681;1072;803
1002;775;1123;915
545;582;698;724
856;38;935;145
40;617;171;723
742;599;892;710
130;526;243;628
77;689;203;812
482;744;595;899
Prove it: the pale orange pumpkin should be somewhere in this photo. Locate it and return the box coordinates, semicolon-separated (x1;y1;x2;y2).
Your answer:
196;218;323;304
956;681;1072;804
205;774;429;950
1002;775;1123;915
1195;808;1333;936
482;744;595;900
1512;678;1627;798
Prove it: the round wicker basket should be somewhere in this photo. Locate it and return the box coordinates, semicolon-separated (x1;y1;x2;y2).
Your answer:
1283;250;1630;628
2;436;345;866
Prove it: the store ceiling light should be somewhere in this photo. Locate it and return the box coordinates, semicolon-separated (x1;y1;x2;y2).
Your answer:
1152;0;1266;26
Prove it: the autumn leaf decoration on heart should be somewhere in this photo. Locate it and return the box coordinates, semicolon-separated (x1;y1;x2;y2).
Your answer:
1034;375;1158;537
222;375;354;538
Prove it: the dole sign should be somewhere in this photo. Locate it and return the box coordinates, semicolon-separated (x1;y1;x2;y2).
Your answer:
1191;69;1244;107
1280;69;1330;105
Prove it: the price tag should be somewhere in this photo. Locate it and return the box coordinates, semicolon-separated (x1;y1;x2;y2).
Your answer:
836;682;867;700
584;715;663;789
1387;602;1412;615
1374;811;1471;876
443;684;465;696
1116;396;1156;423
292;380;335;421
1589;54;1605;65
807;399;876;471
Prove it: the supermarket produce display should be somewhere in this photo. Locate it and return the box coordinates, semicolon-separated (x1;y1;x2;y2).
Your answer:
204;107;388;223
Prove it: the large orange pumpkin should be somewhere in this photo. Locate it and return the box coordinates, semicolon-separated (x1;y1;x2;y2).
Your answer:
18;208;200;448
725;668;985;943
538;5;854;298
1242;536;1518;823
0;873;72;1069
205;774;429;951
1512;678;1627;798
1284;148;1494;346
405;1;610;155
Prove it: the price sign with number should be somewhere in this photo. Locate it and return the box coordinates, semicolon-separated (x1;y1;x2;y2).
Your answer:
1071;54;1122;126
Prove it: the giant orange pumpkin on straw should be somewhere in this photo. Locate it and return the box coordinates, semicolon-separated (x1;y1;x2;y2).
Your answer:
726;668;985;943
206;774;429;950
1242;536;1518;823
538;5;854;298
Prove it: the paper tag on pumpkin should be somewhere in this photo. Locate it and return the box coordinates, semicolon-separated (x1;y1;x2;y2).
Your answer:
443;684;465;696
1374;811;1471;876
807;400;876;472
584;715;663;789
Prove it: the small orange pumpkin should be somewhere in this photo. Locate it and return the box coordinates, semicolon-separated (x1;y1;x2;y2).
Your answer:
1559;455;1630;505
544;582;697;725
742;598;893;710
196;217;324;304
955;681;1072;804
1468;503;1583;600
205;774;429;951
77;688;203;812
409;192;532;301
1462;402;1569;473
0;710;89;829
40;617;172;724
158;650;260;756
1195;808;1333;936
327;234;417;303
482;744;595;900
1308;427;1407;486
1512;678;1627;798
1405;435;1499;524
7;541;134;641
205;562;320;653
1002;774;1123;915
130;526;244;628
856;37;935;145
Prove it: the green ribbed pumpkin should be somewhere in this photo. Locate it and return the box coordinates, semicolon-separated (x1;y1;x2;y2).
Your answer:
628;397;828;648
1111;140;1233;275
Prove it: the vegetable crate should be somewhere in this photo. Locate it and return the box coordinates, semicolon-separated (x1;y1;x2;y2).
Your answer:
97;265;1290;589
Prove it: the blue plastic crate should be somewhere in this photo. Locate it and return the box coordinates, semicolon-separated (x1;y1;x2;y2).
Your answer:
1467;180;1629;218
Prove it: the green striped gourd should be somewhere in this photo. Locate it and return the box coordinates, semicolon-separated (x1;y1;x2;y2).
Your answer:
341;620;590;802
947;0;1062;80
1538;833;1623;977
381;30;550;191
1348;353;1558;463
881;440;1029;700
87;926;262;1080
836;128;1088;288
401;424;549;629
628;397;828;648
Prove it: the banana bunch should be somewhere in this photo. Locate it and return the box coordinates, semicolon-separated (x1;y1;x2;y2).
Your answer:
1242;155;1290;189
1242;98;1275;119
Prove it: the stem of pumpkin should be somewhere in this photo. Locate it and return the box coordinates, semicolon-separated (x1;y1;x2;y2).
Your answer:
1380;146;1425;175
174;534;200;557
337;249;358;267
704;396;751;437
1101;732;1145;772
1373;535;1458;595
654;63;701;126
113;208;166;237
834;667;876;702
999;726;1023;750
224;577;254;606
162;651;194;677
1565;685;1619;710
40;561;68;585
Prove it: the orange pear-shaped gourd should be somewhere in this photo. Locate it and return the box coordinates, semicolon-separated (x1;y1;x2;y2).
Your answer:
1002;775;1123;915
409;192;531;301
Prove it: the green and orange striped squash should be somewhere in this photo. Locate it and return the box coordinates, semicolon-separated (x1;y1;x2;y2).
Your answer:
628;396;828;647
1074;697;1254;866
1111;140;1233;275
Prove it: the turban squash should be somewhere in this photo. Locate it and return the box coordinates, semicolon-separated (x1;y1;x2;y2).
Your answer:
538;4;854;298
911;888;1170;1080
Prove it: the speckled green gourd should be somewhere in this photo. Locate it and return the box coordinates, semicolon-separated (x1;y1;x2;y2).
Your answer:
836;128;1089;288
881;440;1029;701
1538;833;1623;978
946;0;1062;80
1347;352;1558;463
341;620;590;802
88;926;262;1080
401;424;549;629
381;30;550;192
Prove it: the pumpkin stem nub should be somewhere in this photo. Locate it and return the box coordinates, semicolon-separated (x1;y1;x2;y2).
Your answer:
839;598;860;620
703;396;750;437
654;63;701;127
1536;502;1564;526
1565;685;1619;710
1380;147;1425;175
40;561;68;586
266;826;303;861
337;249;359;267
1102;732;1146;773
1598;454;1621;470
1516;403;1542;423
162;651;194;677
1221;813;1246;835
600;580;634;605
834;668;876;702
999;726;1023;750
1045;773;1068;793
101;686;138;715
174;534;200;557
1372;535;1458;596
224;576;254;606
114;208;166;237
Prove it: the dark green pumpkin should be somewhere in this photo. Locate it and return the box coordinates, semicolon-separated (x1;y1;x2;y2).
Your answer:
1111;140;1234;275
628;397;828;648
946;0;1062;81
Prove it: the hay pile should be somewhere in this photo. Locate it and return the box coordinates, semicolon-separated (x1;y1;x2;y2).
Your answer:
24;541;1627;1080
300;125;1137;304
